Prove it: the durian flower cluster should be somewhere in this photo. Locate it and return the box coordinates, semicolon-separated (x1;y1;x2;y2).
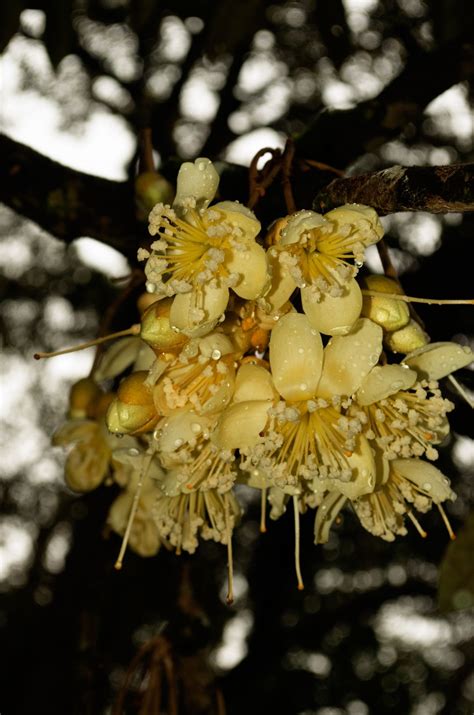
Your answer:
54;158;473;584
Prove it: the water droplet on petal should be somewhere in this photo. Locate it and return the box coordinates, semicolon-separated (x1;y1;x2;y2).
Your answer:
423;482;432;491
191;422;201;434
174;438;183;448
211;349;221;360
128;448;140;456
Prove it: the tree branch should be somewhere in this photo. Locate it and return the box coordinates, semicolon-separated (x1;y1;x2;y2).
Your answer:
0;133;139;258
296;27;474;168
313;163;474;214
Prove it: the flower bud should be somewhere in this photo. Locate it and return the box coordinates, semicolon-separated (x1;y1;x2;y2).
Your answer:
68;378;101;419
136;292;160;315
384;319;429;354
140;299;187;351
106;371;158;434
361;275;410;332
135;171;174;220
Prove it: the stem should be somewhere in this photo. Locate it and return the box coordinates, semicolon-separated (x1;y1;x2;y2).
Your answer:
293;496;304;591
224;493;234;605
361;290;474;306
114;452;153;570
34;324;140;360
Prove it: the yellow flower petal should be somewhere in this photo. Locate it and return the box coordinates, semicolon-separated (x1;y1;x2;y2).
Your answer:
317;318;383;398
324;204;384;245
263;250;297;311
269;313;324;401
156;411;211;453
226;241;269;299
173;157;219;210
280;210;326;246
233;364;276;402
314;492;347;544
356;364;417;406
392;459;455;504
169;284;229;335
403;342;473;381
213;400;271;450
301;278;362;336
212;200;261;239
338;435;376;500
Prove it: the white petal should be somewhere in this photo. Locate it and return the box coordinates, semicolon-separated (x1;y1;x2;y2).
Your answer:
169;284;229;335
324;204;384;245
392;459;455;503
92;337;141;381
280;210;326;246
233;364;276;402
314;492;347;544
269;313;323;401
302;279;362;336
317;318;383;398
174;157;219;210
403;342;473;381
212;400;271;450
356;364;417;406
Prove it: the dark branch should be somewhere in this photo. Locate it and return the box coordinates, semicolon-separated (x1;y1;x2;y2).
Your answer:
0;133;139;258
313;163;474;214
296;28;474;168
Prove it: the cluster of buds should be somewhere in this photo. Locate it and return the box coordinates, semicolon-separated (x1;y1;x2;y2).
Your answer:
52;157;473;598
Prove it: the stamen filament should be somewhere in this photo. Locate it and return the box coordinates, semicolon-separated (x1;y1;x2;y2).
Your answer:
34;324;141;360
224;493;234;605
293;496;304;590
260;487;267;533
361;290;474;306
114;452;154;570
437;504;456;540
407;511;427;538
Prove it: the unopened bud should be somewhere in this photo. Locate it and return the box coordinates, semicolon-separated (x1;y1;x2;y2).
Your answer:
135;171;174;220
384;319;429;354
140;299;187;350
106;371;158;434
362;275;410;332
69;378;101;419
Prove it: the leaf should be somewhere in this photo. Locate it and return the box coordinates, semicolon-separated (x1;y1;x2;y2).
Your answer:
438;511;474;613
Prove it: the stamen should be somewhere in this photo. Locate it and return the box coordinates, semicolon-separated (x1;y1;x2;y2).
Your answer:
448;375;474;409
260;487;267;533
437;504;456;540
407;511;427;538
34;324;141;360
361;290;474;306
293;496;304;591
114;452;154;570
224;493;234;605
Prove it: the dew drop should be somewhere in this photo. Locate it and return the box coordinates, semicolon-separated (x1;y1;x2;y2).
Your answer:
145;281;156;293
423;482;432;491
174;438;183;448
128;448;140;456
211;349;221;360
191;422;201;434
300;383;308;391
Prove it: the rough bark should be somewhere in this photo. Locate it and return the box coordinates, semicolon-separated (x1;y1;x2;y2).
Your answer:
314;163;474;214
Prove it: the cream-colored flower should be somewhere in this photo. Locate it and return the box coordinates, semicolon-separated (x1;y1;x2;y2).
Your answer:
107;371;159;435
142;158;269;335
215;315;384;500
314;456;455;543
266;204;383;313
350;360;455;461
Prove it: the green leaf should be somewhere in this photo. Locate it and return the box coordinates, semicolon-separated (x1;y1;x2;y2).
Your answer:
438;511;474;613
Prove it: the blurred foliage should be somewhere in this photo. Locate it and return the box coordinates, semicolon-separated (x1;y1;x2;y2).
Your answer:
0;1;474;715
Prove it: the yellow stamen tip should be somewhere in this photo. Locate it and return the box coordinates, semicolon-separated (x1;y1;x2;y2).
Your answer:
297;583;304;591
114;561;123;571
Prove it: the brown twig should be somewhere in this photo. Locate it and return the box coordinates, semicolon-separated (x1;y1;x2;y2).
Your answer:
280;138;297;213
247;147;282;210
138;127;156;174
